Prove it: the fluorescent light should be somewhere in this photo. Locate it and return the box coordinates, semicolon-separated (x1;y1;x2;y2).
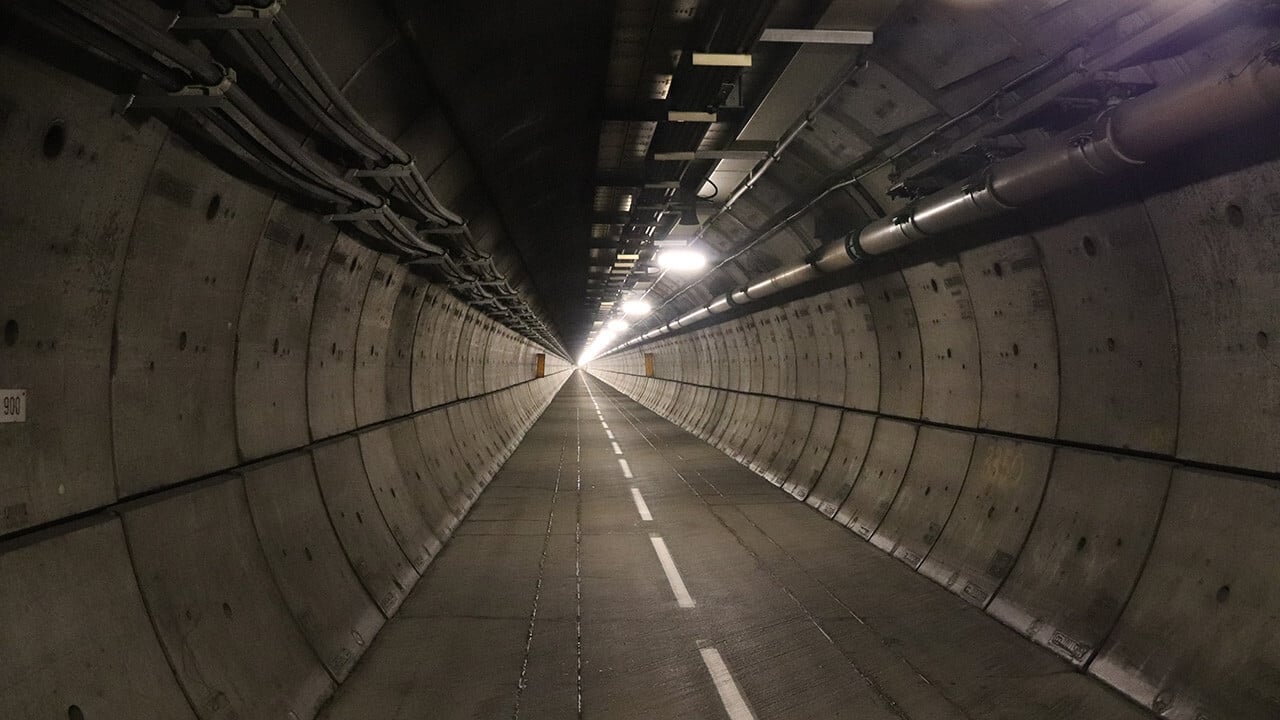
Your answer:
607;319;630;331
621;300;652;316
657;249;708;272
691;53;753;67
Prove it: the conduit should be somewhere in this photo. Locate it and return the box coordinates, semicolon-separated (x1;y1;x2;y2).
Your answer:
15;0;565;354
618;39;1280;349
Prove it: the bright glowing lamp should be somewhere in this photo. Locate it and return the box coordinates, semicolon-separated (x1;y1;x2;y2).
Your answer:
657;249;707;272
607;319;630;331
621;299;652;316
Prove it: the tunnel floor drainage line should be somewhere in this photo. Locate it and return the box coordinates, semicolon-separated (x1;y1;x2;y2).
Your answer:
591;377;942;720
511;423;570;720
604;372;1280;485
0;371;575;548
575;402;585;719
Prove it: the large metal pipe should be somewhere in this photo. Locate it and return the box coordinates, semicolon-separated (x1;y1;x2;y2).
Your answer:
617;39;1280;351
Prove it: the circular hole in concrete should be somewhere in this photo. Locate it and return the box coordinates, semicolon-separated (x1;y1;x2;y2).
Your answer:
178;331;188;351
206;194;222;221
67;705;84;720
1106;337;1116;352
304;547;313;562
1225;204;1245;228
1082;235;1097;257
1012;343;1020;356
1216;584;1231;603
43;122;67;159
1076;536;1088;552
3;319;17;347
221;602;233;619
1258;331;1269;350
992;262;1003;278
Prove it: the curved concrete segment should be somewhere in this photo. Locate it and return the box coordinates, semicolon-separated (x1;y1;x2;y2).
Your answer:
0;519;198;720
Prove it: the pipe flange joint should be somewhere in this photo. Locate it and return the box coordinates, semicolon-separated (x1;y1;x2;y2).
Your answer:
845;231;873;261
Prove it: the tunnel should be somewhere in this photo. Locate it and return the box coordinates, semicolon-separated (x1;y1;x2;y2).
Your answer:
1;1;1278;719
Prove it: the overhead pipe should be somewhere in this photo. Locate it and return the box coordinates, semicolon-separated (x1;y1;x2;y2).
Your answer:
614;39;1280;351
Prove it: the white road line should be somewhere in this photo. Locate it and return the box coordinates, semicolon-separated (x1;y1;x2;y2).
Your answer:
606;430;615;439
618;458;634;478
611;441;623;455
650;535;695;608
630;488;653;521
699;648;756;720
600;422;608;429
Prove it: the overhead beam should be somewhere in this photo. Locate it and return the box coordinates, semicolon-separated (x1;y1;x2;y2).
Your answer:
758;28;874;44
691;52;753;67
653;150;770;161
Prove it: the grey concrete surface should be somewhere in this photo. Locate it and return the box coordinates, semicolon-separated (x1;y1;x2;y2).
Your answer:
321;374;1150;719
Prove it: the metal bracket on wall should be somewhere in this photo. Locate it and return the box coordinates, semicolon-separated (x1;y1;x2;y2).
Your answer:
117;67;236;112
170;2;282;30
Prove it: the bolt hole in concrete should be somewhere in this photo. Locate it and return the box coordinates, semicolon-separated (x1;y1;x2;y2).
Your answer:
3;319;16;346
992;261;1003;277
1258;331;1270;349
1217;585;1231;603
1077;536;1088;552
1012;343;1020;356
304;547;313;562
177;331;188;351
43;122;66;158
222;602;233;619
67;705;84;720
1082;234;1097;257
206;194;222;221
1226;203;1245;227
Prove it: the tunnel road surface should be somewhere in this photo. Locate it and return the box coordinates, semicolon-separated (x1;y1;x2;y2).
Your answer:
319;371;1148;720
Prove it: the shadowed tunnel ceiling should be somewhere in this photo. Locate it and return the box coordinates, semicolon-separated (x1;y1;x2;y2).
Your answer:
385;0;616;350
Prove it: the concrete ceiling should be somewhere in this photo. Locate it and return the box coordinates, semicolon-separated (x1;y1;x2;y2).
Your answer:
380;0;1252;357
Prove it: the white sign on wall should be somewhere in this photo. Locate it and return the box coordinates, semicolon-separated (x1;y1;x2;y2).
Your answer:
1;389;26;423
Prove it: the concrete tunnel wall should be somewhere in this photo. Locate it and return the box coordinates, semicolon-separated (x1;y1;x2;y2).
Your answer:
587;121;1280;718
0;34;573;720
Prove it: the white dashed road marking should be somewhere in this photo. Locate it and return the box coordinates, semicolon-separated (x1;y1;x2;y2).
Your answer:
630;488;653;521
699;648;756;720
618;458;633;478
650;535;695;608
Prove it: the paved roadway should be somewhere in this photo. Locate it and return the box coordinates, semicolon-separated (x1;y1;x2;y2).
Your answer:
321;371;1147;720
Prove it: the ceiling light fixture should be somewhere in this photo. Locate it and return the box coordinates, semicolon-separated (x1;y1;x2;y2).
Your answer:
607;319;630;331
657;248;708;272
621;300;652;316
